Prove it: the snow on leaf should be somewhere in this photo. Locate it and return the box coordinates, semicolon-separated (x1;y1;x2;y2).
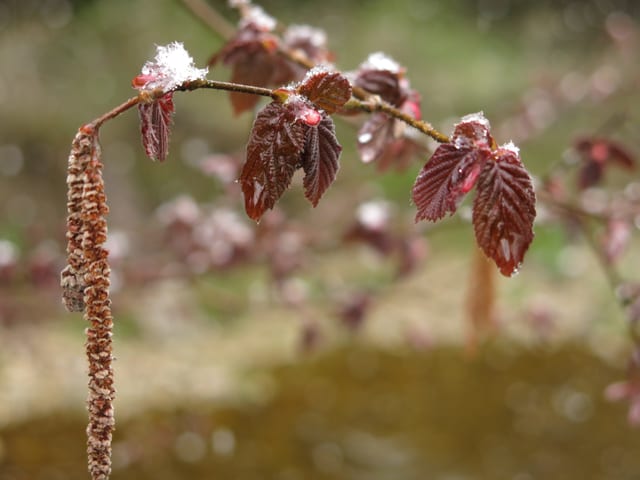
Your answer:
472;146;536;277
360;52;402;74
301;115;341;206
412;143;491;221
138;92;174;161
239;5;277;31
283;24;331;64
240;102;306;221
133;42;208;92
451;113;494;149
297;70;352;114
459;111;491;129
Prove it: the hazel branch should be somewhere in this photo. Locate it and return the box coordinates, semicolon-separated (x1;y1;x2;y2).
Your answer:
84;79;278;135
343;96;451;144
177;0;452;144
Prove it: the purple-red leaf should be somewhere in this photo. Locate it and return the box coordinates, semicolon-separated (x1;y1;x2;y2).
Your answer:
298;70;352;114
228;53;278;114
138;93;174;162
413;143;490;221
451;113;495;150
355;68;405;107
301;115;341;206
282;24;332;65
358;93;424;170
215;26;293;115
240;102;307;221
575;137;636;190
357;113;395;164
473;146;536;277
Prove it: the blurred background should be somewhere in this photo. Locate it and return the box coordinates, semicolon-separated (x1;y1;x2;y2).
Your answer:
1;0;640;478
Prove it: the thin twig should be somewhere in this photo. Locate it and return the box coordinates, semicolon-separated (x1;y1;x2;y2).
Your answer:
176;78;278;99
344;96;450;143
90;96;141;129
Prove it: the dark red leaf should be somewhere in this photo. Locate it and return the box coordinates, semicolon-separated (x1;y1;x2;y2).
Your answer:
575;137;636;190
607;141;636;169
297;70;352;114
355;69;405;106
240;102;307;221
358;107;425;170
282;24;333;65
301;115;341;206
138;93;174;162
216;26;295;115
228;53;277;114
577;160;604;190
575;137;635;168
472;146;536;277
451;114;495;150
357;113;395;164
358;92;423;170
413;143;490;221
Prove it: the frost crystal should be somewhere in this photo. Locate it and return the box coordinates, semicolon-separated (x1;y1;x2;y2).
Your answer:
137;42;208;92
501;141;520;155
302;65;333;81
361;52;401;74
459;111;491;129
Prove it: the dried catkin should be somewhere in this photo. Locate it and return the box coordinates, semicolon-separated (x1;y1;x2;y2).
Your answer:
62;125;115;480
61;127;96;312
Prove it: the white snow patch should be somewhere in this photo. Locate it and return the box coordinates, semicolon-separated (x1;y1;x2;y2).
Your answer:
357;201;390;230
501;141;520;155
284;24;327;48
459;111;490;129
240;5;276;31
358;132;373;144
361;52;401;73
138;42;208;91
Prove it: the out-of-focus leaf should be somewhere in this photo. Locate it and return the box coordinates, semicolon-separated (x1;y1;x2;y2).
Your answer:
357;113;395;164
575;137;636;190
